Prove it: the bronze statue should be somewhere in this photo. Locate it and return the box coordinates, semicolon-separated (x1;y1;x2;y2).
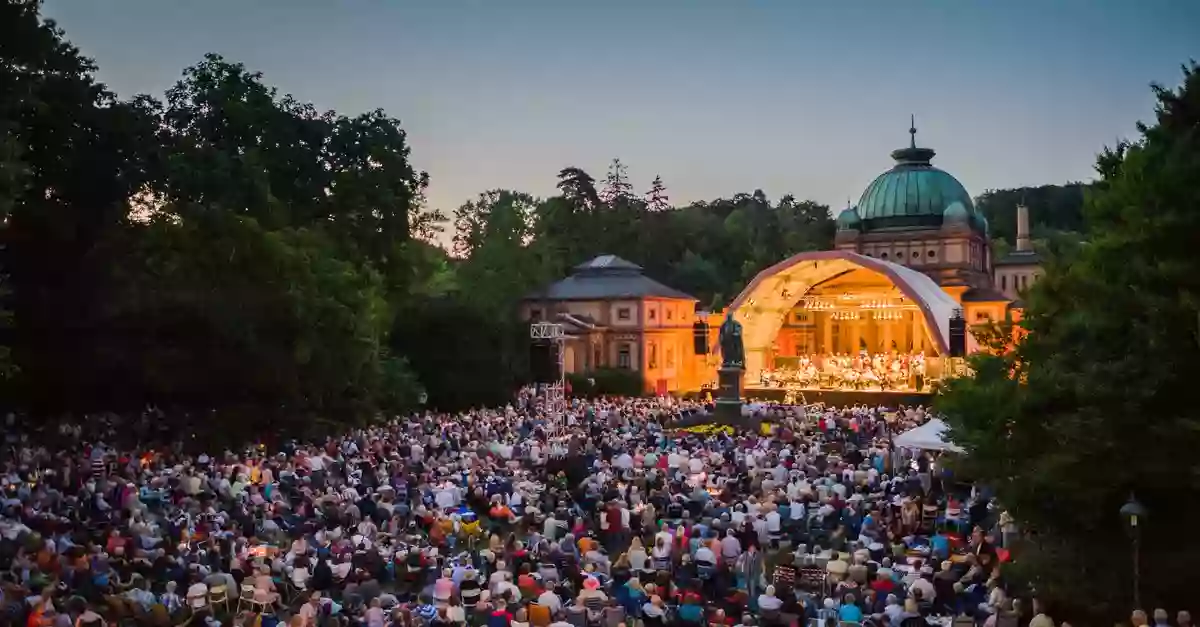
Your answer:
718;312;745;369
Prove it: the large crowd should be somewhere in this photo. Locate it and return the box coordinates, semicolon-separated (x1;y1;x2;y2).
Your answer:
0;392;1189;627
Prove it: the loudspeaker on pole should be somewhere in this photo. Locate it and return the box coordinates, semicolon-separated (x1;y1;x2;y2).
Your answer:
949;310;966;357
692;320;709;355
529;340;559;383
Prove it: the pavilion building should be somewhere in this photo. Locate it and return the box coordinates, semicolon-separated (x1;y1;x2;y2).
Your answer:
521;255;710;394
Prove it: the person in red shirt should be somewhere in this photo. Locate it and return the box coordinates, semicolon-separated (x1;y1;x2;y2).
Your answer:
605;501;623;549
870;569;897;597
487;600;513;627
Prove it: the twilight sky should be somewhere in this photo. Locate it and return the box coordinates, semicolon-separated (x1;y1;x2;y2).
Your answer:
42;0;1200;221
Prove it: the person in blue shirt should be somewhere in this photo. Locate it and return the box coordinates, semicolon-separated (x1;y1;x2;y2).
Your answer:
930;526;951;561
677;597;704;625
838;593;864;623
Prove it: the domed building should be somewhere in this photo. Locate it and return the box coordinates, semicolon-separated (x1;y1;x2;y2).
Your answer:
833;121;1017;328
523;123;1040;399
835;123;991;289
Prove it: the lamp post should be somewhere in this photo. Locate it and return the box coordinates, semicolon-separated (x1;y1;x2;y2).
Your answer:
1119;494;1148;609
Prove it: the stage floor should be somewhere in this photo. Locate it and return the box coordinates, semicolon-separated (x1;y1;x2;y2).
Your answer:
743;385;934;407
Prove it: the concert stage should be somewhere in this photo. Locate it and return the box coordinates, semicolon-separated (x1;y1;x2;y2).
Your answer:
743;385;934;407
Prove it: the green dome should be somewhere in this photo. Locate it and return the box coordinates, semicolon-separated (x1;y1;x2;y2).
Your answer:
836;206;861;230
973;211;989;234
855;128;977;231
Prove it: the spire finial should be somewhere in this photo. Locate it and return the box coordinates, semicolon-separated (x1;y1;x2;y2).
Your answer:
890;115;936;164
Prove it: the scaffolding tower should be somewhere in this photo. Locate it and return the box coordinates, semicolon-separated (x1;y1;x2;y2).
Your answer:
530;321;566;423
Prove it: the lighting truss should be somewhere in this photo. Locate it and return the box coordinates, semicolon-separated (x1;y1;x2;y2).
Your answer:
530;322;565;339
530;322;567;425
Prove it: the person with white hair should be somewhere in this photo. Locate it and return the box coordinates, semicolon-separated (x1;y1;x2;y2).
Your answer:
757;584;783;612
882;594;904;623
816;597;838;624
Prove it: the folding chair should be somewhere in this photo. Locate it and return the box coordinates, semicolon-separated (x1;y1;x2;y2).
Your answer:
236;584;264;615
207;584;231;614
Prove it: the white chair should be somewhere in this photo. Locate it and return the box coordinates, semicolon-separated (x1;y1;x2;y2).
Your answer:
186;586;210;614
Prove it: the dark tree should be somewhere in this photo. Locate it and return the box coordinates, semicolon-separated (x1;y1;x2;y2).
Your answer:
937;62;1200;623
598;158;634;206
645;175;670;212
555;166;600;210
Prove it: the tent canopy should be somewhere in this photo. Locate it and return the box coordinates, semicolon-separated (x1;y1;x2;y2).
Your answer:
894;418;964;453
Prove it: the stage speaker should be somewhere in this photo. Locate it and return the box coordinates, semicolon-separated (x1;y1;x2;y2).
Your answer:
529;340;559;383
693;320;709;355
949;312;966;357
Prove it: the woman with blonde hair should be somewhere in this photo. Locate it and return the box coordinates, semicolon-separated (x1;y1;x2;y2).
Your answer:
650;536;671;571
626;537;648;572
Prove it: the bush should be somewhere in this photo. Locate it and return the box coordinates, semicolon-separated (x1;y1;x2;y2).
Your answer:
567;368;645;397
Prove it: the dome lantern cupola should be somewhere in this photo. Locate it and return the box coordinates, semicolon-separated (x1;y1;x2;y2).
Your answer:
836;202;861;231
891;115;938;165
854;117;982;233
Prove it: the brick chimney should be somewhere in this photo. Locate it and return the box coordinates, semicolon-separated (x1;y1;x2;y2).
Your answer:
1015;203;1031;252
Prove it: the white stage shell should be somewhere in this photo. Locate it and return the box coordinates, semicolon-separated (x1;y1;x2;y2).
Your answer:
725;250;963;377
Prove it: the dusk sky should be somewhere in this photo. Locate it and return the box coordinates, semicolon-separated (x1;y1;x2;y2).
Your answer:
42;0;1200;225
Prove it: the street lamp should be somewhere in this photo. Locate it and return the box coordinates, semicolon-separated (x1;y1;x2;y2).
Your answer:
1119;494;1148;609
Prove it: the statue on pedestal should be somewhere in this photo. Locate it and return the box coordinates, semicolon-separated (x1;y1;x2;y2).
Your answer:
719;312;745;369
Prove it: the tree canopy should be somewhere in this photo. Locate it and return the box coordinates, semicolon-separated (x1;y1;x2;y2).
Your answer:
1;1;427;429
937;62;1200;621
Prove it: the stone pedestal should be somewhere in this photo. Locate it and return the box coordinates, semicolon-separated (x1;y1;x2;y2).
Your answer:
714;366;749;428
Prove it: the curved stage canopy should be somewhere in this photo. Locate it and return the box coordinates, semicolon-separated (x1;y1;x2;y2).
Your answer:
726;250;961;376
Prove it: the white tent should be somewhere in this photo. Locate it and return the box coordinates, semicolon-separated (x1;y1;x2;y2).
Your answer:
893;418;964;453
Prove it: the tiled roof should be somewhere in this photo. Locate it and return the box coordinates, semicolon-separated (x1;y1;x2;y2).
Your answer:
526;255;696;301
961;286;1011;302
993;250;1042;267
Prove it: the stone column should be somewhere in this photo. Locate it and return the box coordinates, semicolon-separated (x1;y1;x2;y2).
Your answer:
912;313;925;354
822;313;833;354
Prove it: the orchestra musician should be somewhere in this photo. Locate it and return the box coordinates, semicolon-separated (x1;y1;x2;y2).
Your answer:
756;351;929;392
